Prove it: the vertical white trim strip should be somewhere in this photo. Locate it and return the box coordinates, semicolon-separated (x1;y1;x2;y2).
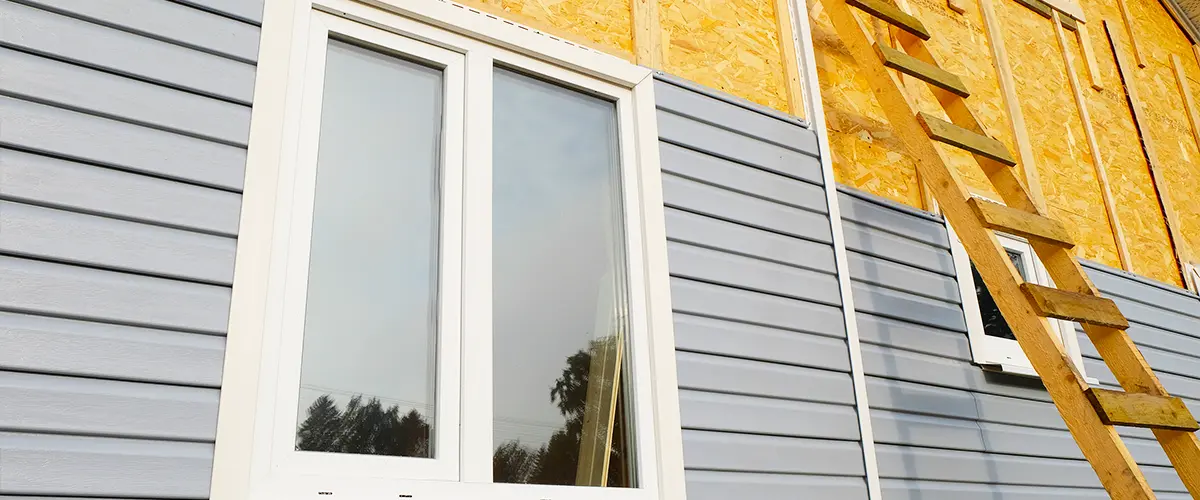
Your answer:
790;1;881;498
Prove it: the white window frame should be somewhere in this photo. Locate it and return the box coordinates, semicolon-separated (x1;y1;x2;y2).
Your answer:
947;217;1090;380
211;1;686;499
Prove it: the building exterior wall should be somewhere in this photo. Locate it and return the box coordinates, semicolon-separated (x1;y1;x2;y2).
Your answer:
655;77;871;499
0;0;262;495
841;187;1199;499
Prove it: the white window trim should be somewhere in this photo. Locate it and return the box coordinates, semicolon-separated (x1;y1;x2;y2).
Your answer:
210;1;686;499
946;215;1093;382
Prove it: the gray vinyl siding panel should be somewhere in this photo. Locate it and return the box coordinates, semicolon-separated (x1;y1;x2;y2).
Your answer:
839;186;1199;498
0;0;260;497
656;78;868;500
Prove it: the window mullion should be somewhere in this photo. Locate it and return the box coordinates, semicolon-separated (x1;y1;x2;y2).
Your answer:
460;48;495;483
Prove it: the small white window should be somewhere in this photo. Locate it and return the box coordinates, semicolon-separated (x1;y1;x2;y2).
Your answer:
212;1;684;499
947;220;1090;379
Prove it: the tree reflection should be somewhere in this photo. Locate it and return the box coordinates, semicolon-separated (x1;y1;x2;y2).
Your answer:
296;394;431;457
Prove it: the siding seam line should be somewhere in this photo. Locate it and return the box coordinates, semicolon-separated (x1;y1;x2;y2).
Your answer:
791;0;882;497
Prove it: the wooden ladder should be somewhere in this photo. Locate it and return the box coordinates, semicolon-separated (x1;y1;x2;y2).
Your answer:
818;0;1200;497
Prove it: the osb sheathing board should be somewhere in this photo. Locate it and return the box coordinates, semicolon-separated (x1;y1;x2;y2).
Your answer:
1121;0;1200;277
811;0;1197;287
659;0;792;112
999;1;1123;269
808;0;1016;208
457;0;634;59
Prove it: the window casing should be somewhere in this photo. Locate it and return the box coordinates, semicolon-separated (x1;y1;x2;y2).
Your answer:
212;1;684;499
948;221;1090;379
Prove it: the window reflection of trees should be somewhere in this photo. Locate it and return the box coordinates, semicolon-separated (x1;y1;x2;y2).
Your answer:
293;335;632;487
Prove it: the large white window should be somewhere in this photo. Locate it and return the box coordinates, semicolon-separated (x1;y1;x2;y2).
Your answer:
947;215;1089;379
213;1;684;499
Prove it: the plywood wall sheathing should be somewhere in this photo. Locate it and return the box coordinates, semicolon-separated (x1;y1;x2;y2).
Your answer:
1105;20;1192;285
1053;10;1133;271
660;0;793;113
457;0;635;59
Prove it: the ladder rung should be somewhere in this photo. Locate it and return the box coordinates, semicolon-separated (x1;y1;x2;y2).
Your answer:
968;198;1074;247
847;0;931;40
876;45;971;97
918;113;1017;166
1085;388;1200;431
1021;283;1130;329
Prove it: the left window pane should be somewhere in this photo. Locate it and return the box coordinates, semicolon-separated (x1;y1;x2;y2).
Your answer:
295;40;444;459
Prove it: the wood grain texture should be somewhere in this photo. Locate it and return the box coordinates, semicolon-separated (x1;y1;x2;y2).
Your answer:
1076;24;1104;90
968;198;1074;247
819;0;1157;496
876;44;970;97
1020;283;1129;329
1086;388;1200;432
1116;0;1146;68
846;0;930;40
774;0;805;116
918;113;1015;166
1105;21;1193;280
1052;12;1130;271
972;0;1046;212
632;0;660;67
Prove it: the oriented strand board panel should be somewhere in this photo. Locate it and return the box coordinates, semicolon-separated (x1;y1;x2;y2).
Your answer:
660;0;792;112
458;0;635;58
1073;0;1185;286
999;0;1121;269
1122;0;1200;265
808;0;1012;208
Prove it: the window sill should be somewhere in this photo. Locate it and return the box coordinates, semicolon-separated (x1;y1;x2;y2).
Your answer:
981;362;1099;385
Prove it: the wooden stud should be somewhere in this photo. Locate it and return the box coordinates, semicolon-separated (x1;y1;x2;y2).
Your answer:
1011;0;1075;30
1021;283;1130;330
847;0;931;40
969;198;1075;247
775;0;807;116
1052;11;1132;271
1171;54;1200;157
946;0;968;14
1076;24;1104;91
974;0;1047;212
821;0;1158;496
920;113;1017;166
632;0;661;68
876;44;971;97
1086;388;1200;432
1042;0;1086;22
1106;22;1194;279
1116;0;1147;68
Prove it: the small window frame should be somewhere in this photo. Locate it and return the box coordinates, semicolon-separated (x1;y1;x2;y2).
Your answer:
211;1;685;499
947;219;1090;379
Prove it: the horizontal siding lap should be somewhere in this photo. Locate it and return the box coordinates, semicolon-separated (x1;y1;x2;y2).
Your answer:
14;0;261;62
0;47;252;145
670;278;845;339
0;311;224;387
837;193;948;249
682;429;865;476
846;251;961;303
662;174;832;243
686;470;869;500
0;201;236;284
660;142;826;213
653;80;818;155
173;0;264;24
678;390;861;441
0;432;213;498
0;1;255;103
673;313;851;372
664;208;836;273
842;220;956;276
668;242;841;306
0;97;246;190
0;371;218;441
676;351;855;405
0;150;242;237
0;256;231;334
851;282;967;332
658;111;823;185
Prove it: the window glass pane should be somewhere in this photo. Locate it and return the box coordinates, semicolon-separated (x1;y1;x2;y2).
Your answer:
973;249;1029;341
491;68;636;488
295;40;443;459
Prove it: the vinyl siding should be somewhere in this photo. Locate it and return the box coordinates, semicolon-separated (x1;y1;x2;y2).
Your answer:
0;0;261;497
838;187;1199;499
655;76;870;500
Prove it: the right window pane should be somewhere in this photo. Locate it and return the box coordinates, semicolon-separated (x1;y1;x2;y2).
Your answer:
491;68;637;488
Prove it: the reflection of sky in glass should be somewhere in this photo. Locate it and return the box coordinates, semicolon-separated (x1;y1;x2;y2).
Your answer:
491;68;625;450
295;40;443;452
